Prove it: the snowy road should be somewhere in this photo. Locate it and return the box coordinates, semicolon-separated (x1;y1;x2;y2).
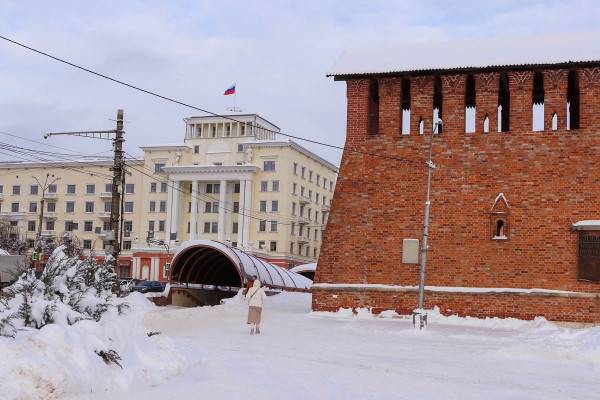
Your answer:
70;292;599;400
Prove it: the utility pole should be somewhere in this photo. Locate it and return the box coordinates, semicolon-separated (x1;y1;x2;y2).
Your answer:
32;173;60;239
111;109;124;262
45;109;125;262
413;119;442;330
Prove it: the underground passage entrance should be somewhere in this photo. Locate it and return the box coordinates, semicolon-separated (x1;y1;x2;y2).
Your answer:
169;240;312;306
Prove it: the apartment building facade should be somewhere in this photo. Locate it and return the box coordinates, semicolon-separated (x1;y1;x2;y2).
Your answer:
0;114;337;279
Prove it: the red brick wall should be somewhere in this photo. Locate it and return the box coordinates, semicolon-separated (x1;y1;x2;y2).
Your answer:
315;67;600;322
312;289;600;323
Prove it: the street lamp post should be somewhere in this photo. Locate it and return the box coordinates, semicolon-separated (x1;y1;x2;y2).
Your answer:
413;119;442;330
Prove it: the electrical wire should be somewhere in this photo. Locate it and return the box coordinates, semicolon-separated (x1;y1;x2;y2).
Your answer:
0;34;425;167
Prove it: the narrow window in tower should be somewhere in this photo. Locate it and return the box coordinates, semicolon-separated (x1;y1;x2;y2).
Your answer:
367;79;379;135
483;115;490;133
498;73;510;132
433;77;443;134
418;118;424;135
495;219;506;238
532;72;545;131
401;78;411;135
465;74;476;133
551;112;558;131
567;70;580;130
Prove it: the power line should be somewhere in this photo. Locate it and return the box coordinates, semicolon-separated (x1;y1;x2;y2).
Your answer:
122;156;326;230
0;130;113;158
123;152;324;228
0;34;424;167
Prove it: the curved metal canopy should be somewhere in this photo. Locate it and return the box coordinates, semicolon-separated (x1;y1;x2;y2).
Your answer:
169;240;312;291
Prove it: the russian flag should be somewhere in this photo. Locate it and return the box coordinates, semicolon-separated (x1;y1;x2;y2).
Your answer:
223;84;236;96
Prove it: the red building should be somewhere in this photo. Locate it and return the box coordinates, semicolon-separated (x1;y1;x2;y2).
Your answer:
313;37;600;322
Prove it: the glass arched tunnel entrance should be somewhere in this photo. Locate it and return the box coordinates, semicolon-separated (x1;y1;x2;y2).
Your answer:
168;240;312;306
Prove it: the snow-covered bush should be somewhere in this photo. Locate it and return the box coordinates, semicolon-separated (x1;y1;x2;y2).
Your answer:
0;245;127;337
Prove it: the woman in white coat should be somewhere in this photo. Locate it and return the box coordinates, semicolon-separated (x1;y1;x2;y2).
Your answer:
245;279;267;334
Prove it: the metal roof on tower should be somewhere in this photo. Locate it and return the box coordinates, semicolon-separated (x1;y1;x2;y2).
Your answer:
327;32;600;78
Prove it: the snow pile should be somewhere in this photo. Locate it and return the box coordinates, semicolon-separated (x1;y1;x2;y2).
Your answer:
0;247;189;399
0;246;125;337
0;292;187;399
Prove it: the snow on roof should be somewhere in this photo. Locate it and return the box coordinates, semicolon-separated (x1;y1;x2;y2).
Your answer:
572;220;600;230
290;263;317;274
0;249;9;256
328;32;600;77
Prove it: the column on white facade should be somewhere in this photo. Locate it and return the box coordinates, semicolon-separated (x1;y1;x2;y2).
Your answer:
218;179;227;242
190;180;199;240
224;182;233;242
239;179;252;248
166;180;181;243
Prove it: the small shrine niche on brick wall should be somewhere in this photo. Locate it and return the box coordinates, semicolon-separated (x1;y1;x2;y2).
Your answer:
490;193;510;240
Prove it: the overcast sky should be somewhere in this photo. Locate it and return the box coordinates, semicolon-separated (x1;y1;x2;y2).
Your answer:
1;0;599;165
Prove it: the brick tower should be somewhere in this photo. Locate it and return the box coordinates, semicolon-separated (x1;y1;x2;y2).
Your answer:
314;36;600;322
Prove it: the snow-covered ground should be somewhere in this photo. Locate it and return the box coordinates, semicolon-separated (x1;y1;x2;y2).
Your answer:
1;292;599;400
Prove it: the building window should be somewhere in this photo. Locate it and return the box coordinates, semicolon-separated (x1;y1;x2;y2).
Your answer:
65;221;76;232
271;200;279;212
292;202;296;215
259;220;266;232
85;202;94;213
490;193;510;240
67;184;76;194
316;175;320;186
258;240;265;250
293;183;297;195
211;222;218;233
233;202;239;213
290;242;294;254
29;202;37;213
66;201;75;213
187;221;190;233
293;162;298;175
159;220;165;232
465;74;476;133
12;185;20;195
46;220;54;231
160;182;168;192
48;183;57;192
84;221;93;232
85;184;95;194
83;240;92;250
30;185;38;195
232;222;238;234
105;183;113;193
260;181;268;192
368;79;379;135
27;221;36;232
329;181;333;191
149;201;156;212
122;241;132;250
498;73;510;132
234;183;240;193
301;166;306;179
272;181;279;192
532;72;545;132
270;220;277;232
149;221;155;232
159;201;166;212
567;70;580;130
125;183;135;194
270;241;277;252
260;201;267;212
203;222;210;233
154;163;165;173
124;202;134;213
150;182;157;193
103;221;111;231
104;202;111;212
188;202;192;213
194;145;200;154
309;171;313;182
263;161;276;171
47;202;56;212
236;143;244;153
123;220;133;233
